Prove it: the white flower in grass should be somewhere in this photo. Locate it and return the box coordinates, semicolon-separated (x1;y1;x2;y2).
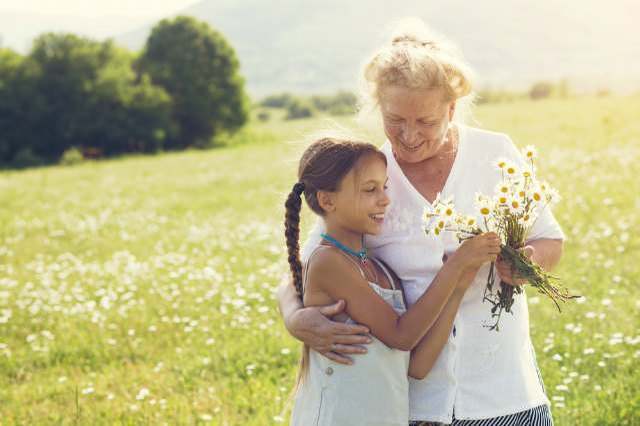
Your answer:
136;387;150;400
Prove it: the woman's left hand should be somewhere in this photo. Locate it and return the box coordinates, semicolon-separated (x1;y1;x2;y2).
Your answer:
495;246;535;286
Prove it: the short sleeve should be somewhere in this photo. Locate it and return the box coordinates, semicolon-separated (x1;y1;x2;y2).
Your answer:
502;135;566;242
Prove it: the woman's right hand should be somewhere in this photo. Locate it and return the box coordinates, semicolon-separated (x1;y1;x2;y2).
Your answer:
287;300;372;365
452;232;501;270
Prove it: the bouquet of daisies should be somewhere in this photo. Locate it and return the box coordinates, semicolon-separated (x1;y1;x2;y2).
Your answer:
424;145;577;331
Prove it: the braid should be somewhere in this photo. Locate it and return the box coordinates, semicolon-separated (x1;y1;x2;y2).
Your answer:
285;185;304;299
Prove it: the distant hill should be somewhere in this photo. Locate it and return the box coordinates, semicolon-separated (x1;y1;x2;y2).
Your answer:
114;0;640;96
3;0;639;96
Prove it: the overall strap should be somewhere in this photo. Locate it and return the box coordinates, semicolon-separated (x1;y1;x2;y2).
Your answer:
370;257;396;290
303;245;367;292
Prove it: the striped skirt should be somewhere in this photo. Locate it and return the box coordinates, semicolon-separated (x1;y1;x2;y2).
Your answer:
409;404;553;426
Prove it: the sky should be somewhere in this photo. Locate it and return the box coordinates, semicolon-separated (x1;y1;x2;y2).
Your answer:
0;0;200;17
0;0;201;51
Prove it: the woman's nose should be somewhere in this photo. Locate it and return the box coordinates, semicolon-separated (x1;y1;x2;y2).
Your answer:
401;122;418;143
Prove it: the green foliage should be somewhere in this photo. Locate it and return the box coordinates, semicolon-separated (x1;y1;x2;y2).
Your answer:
529;81;554;100
257;110;271;122
260;93;295;108
0;48;25;163
137;16;249;149
285;98;314;120
311;90;357;115
0;34;173;165
261;91;357;116
476;89;524;104
60;147;84;166
10;147;44;168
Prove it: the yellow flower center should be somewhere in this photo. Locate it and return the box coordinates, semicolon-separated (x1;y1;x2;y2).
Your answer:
533;193;541;201
480;207;490;215
499;196;507;204
507;167;515;174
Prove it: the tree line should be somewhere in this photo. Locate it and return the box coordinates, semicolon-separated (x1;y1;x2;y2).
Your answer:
0;16;249;168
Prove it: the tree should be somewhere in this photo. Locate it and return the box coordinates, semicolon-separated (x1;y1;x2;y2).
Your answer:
0;34;173;164
0;48;25;163
137;16;249;149
286;98;314;120
529;81;553;100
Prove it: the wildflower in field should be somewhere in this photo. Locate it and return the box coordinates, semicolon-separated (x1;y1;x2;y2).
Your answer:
136;387;150;400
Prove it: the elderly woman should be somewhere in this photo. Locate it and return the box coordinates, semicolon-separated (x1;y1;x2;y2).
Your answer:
278;19;564;426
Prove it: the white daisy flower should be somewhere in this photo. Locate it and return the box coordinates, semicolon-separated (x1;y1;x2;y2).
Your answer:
504;162;519;178
495;157;509;171
495;182;510;196
522;145;537;160
508;196;525;215
476;198;493;217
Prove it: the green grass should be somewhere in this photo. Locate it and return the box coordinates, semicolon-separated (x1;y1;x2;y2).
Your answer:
1;95;639;424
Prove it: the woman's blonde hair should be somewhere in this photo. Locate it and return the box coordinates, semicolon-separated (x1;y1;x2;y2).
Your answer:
359;17;475;120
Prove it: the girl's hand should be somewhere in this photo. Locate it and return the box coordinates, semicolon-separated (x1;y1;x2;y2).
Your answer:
287;300;372;365
496;246;535;286
452;232;501;270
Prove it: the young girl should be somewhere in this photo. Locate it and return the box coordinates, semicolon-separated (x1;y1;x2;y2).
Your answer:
285;137;501;426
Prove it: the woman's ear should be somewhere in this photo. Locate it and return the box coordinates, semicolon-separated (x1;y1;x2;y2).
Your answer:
316;190;336;213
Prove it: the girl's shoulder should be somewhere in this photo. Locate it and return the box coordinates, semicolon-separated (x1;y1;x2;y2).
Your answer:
305;246;368;292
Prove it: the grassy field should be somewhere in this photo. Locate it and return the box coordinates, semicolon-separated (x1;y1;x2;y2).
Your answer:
1;95;639;425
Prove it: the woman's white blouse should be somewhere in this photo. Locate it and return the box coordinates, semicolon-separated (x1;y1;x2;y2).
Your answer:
301;125;565;423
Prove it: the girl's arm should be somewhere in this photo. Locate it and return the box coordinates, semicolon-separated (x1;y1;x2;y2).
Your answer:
407;266;479;379
309;234;498;351
276;278;372;365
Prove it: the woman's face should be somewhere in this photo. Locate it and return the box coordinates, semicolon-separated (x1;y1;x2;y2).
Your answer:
379;86;456;164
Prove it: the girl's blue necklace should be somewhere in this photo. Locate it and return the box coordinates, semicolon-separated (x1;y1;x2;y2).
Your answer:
320;233;367;264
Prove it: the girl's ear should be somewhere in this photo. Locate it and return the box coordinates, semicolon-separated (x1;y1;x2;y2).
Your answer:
316;190;336;213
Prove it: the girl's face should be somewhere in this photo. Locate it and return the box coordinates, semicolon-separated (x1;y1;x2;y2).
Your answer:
380;85;456;164
326;153;390;236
